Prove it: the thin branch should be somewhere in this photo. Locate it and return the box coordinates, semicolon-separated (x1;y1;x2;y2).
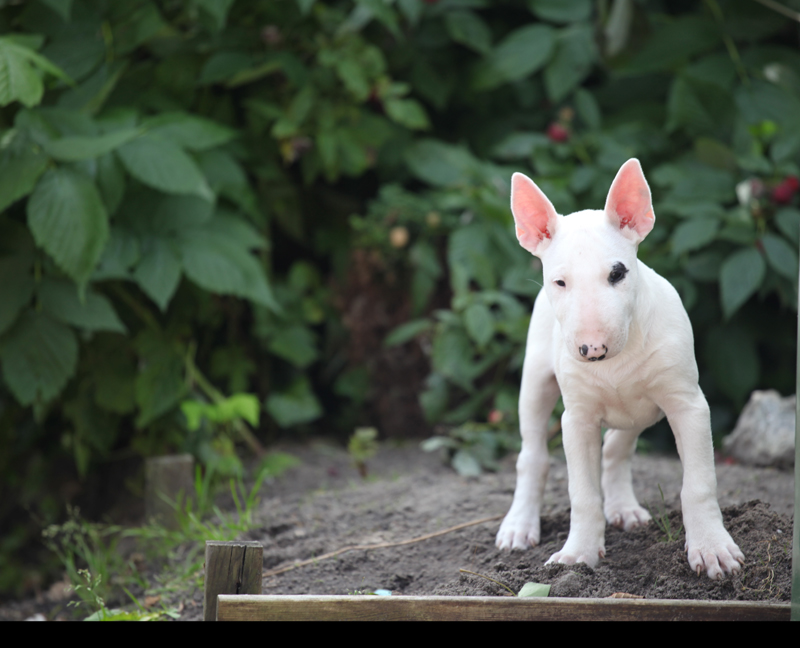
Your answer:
459;569;516;596
752;0;800;23
262;514;504;578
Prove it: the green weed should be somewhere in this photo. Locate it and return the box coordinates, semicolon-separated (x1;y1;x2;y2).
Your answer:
646;485;683;543
68;569;179;621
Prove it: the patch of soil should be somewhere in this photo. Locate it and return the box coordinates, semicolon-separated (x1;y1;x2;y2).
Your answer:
1;441;794;620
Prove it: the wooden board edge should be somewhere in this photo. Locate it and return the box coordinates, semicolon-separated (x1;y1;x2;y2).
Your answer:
216;595;791;621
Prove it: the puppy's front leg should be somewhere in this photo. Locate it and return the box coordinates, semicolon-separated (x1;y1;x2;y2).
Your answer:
546;409;606;567
661;388;744;579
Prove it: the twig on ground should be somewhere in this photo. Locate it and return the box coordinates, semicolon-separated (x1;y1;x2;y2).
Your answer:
262;514;504;578
458;569;515;595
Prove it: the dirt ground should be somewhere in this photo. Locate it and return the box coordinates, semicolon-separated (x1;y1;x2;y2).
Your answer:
2;440;795;620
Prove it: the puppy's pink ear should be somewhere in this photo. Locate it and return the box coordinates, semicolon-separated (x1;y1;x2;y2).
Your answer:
511;172;559;257
605;159;655;243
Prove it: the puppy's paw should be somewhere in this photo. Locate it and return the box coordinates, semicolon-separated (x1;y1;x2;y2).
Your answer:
685;529;745;580
605;504;651;531
496;512;540;550
546;542;605;568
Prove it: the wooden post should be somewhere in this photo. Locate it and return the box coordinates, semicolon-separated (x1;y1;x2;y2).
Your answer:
145;454;194;530
204;541;263;621
792;255;800;621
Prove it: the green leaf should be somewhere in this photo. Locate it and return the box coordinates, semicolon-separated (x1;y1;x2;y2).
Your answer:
775;208;800;246
194;0;236;30
267;325;318;368
761;233;798;281
0;255;34;336
574;88;601;130
133;237;183;311
40;128;141;161
0;128;50;213
420;373;449;423
432;327;475;392
671;219;719;256
39;279;126;333
666;74;733;137
215;393;260;426
704;325;759;404
472;24;555;91
444;10;492;55
385;319;432;347
178;226;277;310
0;310;78;405
27;168;109;287
518;582;551;597
384;98;430;130
0;38;45;107
134;331;186;427
452;449;482;477
96;152;126;215
0;37;72;108
543;24;596;103
92;227;140;280
616;16;719;76
117;135;213;200
265;377;322;427
528;0;591;23
296;0;316;15
719;247;765;318
464;302;494;347
143;113;237;151
353;0;401;39
40;0;74;20
405;140;479;187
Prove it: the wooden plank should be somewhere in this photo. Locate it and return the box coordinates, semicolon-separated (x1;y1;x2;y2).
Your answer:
216;595;790;621
203;541;263;621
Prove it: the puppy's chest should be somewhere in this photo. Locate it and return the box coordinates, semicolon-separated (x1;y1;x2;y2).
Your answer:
558;365;664;430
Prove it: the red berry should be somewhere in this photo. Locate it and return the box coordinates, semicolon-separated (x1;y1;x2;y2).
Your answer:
488;410;503;424
546;122;569;143
771;176;800;204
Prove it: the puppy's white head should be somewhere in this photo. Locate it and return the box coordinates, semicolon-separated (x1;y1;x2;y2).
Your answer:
510;159;655;363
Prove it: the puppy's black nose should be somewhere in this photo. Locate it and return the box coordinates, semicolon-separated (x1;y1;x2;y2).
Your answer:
580;344;607;361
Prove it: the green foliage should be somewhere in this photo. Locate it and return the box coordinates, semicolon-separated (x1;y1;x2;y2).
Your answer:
422;420;522;477
3;0;800;597
44;458;289;619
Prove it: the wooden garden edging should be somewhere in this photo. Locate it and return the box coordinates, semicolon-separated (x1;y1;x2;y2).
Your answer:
204;541;790;621
215;594;790;621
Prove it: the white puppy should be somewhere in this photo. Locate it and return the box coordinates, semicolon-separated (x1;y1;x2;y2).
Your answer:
496;159;744;580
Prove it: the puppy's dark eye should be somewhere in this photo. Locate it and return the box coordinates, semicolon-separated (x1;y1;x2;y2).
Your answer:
608;263;628;285
555;279;566;287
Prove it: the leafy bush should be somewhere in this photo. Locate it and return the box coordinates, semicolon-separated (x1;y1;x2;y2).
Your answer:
1;0;798;596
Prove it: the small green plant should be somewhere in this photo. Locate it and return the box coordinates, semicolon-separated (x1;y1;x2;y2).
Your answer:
421;421;521;476
348;427;378;478
41;507;126;605
646;485;684;543
68;569;178;621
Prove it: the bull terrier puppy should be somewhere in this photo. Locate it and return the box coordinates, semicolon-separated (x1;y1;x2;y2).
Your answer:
496;159;744;580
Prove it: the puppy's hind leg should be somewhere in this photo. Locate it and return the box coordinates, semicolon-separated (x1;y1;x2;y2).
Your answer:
602;427;651;531
496;367;560;550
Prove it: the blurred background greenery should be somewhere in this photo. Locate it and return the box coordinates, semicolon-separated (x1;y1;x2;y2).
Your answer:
0;0;798;598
